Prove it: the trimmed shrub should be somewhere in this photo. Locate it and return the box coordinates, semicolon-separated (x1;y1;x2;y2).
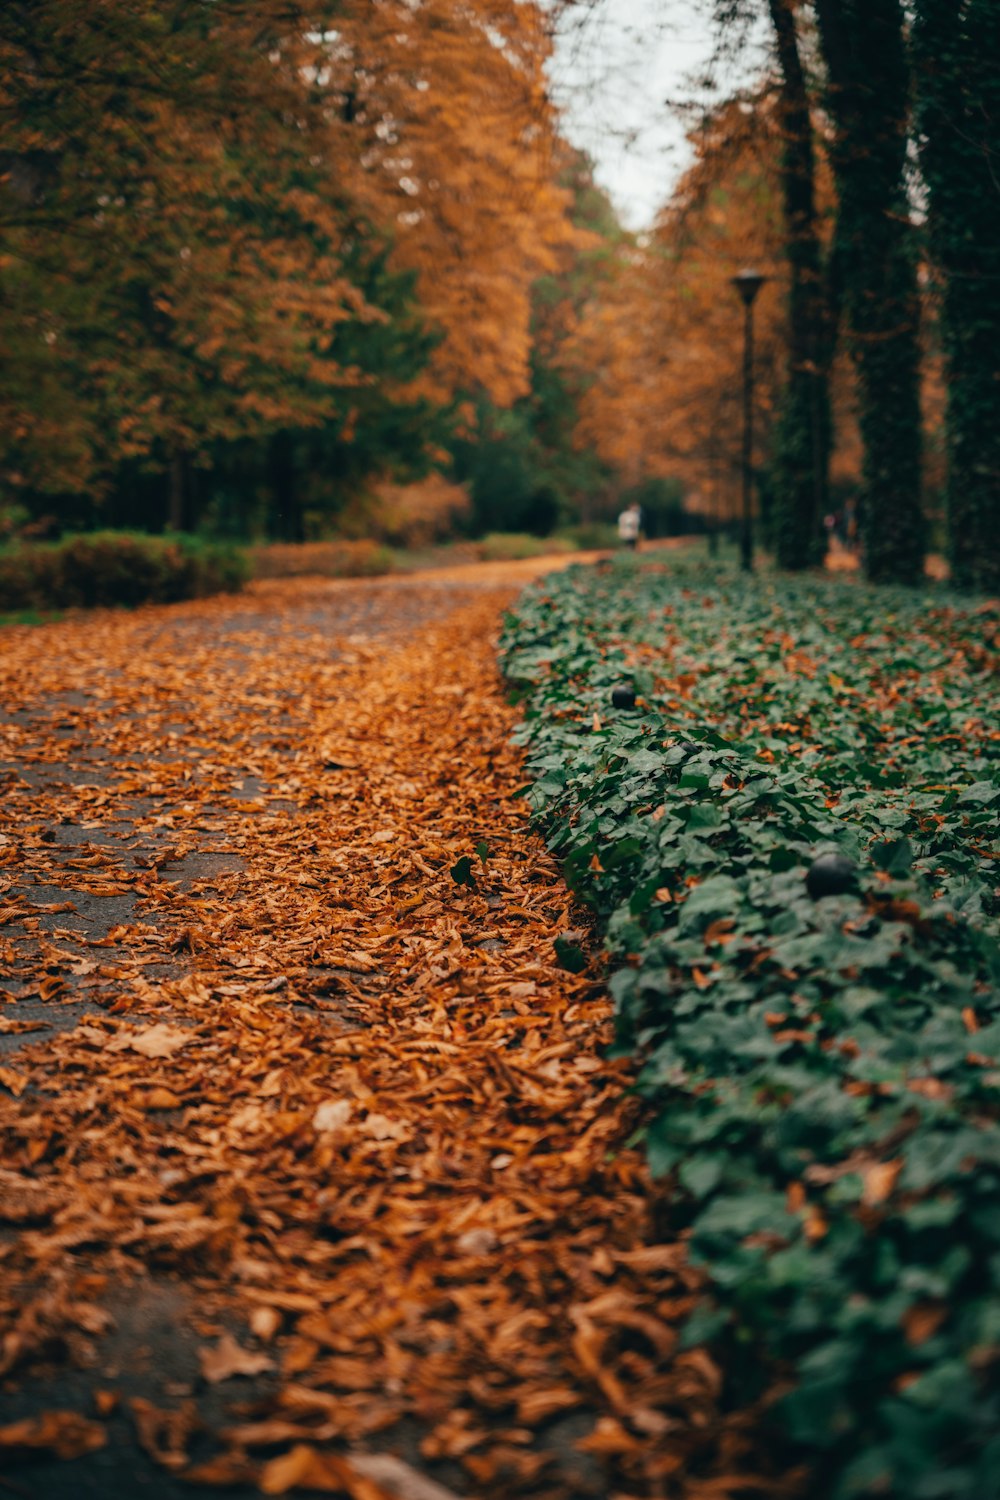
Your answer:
0;532;248;613
249;538;395;580
477;532;574;562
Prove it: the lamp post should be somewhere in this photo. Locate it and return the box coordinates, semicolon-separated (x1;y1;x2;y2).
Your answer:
731;268;767;573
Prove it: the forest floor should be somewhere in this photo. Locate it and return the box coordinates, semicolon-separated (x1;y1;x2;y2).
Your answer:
0;558;796;1500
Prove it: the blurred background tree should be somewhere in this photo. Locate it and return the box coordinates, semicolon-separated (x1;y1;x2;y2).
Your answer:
1;0;995;580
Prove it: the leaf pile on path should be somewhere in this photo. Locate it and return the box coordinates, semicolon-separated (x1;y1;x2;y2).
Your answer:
0;572;798;1498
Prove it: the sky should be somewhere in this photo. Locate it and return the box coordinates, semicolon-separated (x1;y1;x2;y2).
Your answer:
548;0;768;231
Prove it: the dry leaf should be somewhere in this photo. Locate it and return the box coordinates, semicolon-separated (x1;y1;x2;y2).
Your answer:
107;1023;190;1058
313;1098;353;1132
199;1331;275;1384
455;1228;499;1256
249;1305;283;1342
902;1302;948;1346
0;1065;29;1097
861;1159;902;1207
0;1410;107;1459
129;1396;200;1471
259;1444;387;1499
363;1112;408;1141
352;1452;467;1500
183;1452;258;1486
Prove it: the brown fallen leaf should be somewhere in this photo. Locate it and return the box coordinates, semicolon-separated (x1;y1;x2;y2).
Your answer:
0;1065;29;1097
183;1451;258;1486
351;1452;468;1500
313;1098;353;1132
861;1159;902;1207
259;1444;388;1498
142;1086;184;1110
362;1112;408;1142
0;1409;107;1460
130;1396;200;1471
0;1169;60;1224
902;1302;949;1346
107;1022;190;1058
199;1330;276;1384
0;1015;48;1034
249;1305;283;1342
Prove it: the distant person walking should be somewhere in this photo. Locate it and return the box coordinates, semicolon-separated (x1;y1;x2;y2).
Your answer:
617;501;641;551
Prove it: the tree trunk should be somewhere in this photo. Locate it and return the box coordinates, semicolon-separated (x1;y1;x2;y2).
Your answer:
267;430;302;542
168;449;187;532
912;0;1000;592
767;0;831;571
813;0;925;584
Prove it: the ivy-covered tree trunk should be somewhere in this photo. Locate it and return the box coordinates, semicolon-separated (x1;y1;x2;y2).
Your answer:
911;0;1000;592
767;0;831;571
813;0;925;584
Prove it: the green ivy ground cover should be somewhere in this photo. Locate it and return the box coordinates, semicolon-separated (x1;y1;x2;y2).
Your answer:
500;556;1000;1499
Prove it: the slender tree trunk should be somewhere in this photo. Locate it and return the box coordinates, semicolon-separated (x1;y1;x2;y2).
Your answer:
911;0;1000;592
267;429;302;542
168;449;187;532
768;0;831;570
813;0;925;584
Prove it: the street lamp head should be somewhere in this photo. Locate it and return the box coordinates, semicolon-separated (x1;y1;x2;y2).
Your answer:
731;268;767;306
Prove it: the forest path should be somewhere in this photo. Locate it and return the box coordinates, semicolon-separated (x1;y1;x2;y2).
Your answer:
0;562;783;1500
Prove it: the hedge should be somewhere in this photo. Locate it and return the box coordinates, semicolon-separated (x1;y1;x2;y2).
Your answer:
501;556;1000;1499
0;532;248;613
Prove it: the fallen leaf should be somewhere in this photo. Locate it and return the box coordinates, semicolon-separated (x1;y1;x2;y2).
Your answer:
129;1396;200;1471
199;1331;275;1384
0;1410;107;1459
259;1444;387;1499
455;1228;499;1256
861;1159;902;1207
352;1451;467;1500
313;1098;353;1132
249;1305;283;1342
363;1113;408;1142
107;1023;190;1058
0;1065;29;1097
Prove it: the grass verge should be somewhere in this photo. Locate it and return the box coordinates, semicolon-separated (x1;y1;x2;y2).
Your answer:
501;555;1000;1499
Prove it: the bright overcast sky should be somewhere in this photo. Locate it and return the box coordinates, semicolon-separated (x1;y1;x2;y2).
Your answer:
548;0;769;230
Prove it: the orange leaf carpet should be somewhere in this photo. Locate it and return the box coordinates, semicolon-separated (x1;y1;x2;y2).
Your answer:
0;566;799;1498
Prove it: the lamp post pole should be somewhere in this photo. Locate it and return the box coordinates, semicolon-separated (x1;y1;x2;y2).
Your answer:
731;269;766;573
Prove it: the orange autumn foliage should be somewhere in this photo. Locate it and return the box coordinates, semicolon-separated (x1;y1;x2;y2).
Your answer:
0;1;578;494
332;0;581;408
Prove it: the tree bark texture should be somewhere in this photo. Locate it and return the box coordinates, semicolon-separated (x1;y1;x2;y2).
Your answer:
767;0;831;571
813;0;925;584
912;0;1000;592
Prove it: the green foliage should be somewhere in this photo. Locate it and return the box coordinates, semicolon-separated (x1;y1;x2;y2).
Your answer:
0;532;247;612
450;855;477;889
450;401;565;537
477;532;574;562
562;521;619;551
621;478;703;539
502;556;1000;1497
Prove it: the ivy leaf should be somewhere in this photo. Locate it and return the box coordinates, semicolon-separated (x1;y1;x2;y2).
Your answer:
450;855;476;888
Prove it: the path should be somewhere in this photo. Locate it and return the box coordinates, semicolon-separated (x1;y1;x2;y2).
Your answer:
0;563;787;1499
